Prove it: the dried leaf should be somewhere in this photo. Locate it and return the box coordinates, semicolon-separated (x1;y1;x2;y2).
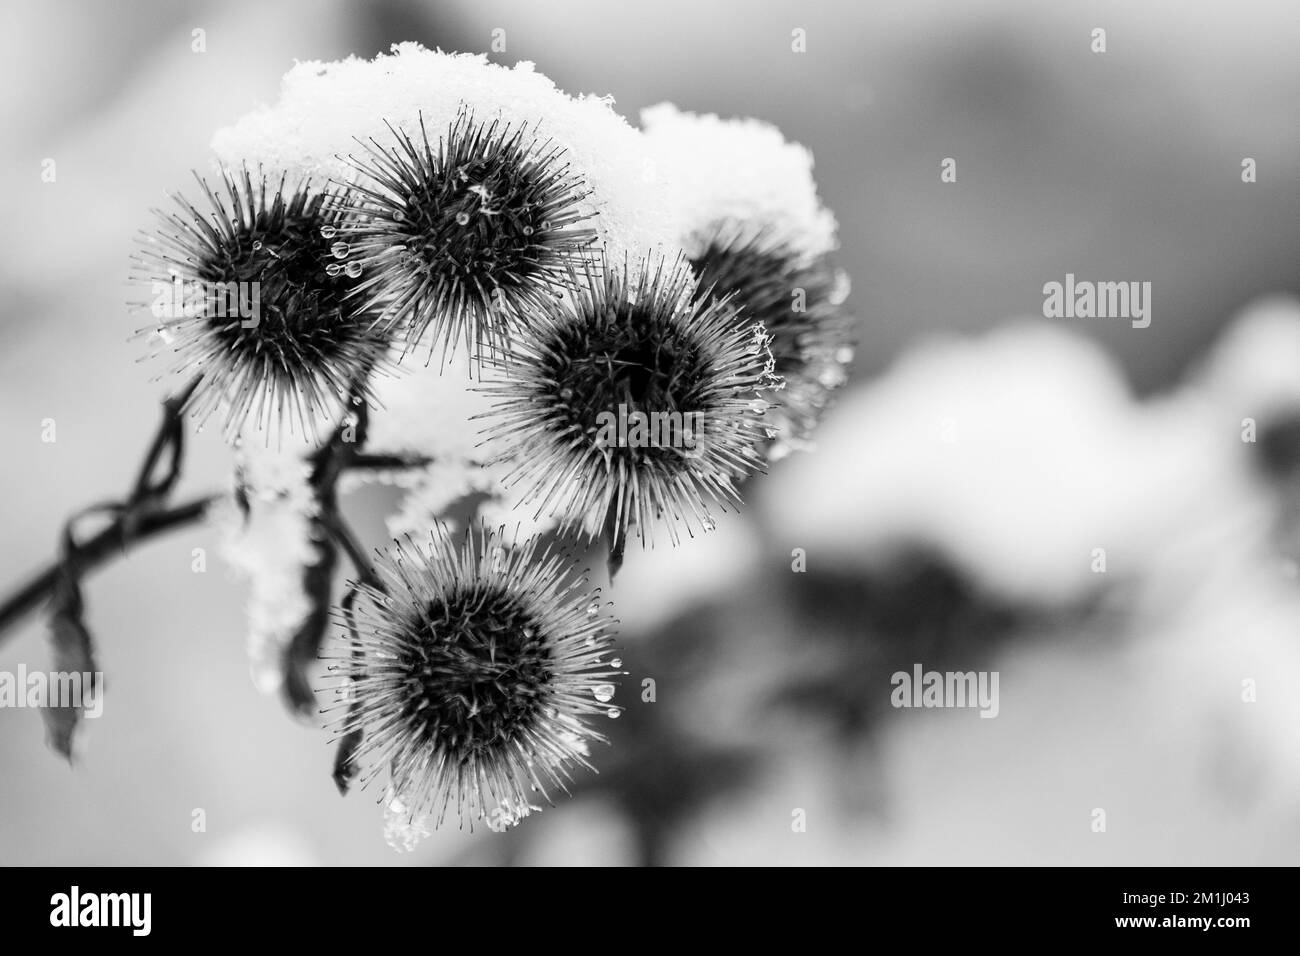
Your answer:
43;576;97;762
333;727;364;795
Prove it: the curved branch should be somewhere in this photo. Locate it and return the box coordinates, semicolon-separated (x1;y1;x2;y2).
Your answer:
0;494;217;641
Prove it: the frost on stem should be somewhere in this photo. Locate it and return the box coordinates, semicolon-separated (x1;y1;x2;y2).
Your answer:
324;526;621;841
216;475;320;698
218;393;378;714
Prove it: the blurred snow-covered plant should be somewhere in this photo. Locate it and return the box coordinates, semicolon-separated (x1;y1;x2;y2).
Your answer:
690;232;853;457
0;44;853;850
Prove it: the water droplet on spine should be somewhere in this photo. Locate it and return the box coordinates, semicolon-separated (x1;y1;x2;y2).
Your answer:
607;708;620;719
320;225;337;239
344;261;363;278
330;241;350;259
593;684;615;703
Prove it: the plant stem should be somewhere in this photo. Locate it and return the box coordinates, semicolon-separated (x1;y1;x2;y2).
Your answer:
0;448;432;647
0;494;218;643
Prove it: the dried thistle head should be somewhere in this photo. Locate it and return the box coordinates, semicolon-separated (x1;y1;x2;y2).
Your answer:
134;167;391;441
690;228;854;457
324;527;621;836
478;254;777;557
338;108;597;360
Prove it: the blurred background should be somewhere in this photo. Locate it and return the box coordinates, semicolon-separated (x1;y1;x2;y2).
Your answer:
3;0;1300;865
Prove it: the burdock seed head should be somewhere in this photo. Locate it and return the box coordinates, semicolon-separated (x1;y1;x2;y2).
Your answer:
134;167;391;442
338;108;597;361
639;104;854;457
323;526;621;833
478;253;779;554
691;228;854;456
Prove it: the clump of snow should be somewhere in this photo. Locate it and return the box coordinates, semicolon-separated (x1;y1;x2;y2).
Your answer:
363;348;496;465
214;43;678;266
212;455;319;694
384;460;557;544
640;102;838;262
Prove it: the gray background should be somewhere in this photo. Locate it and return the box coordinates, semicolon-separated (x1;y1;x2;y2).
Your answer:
2;0;1298;865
